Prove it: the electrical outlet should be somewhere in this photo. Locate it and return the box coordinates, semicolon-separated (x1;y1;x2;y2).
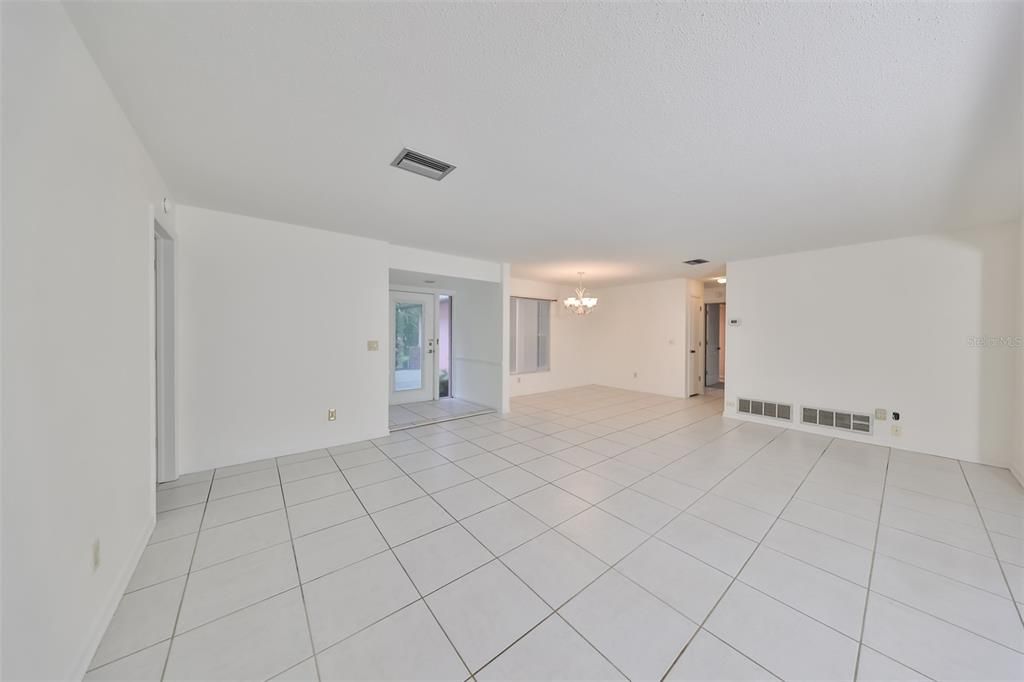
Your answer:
366;340;379;351
92;539;101;572
328;408;337;422
891;424;902;437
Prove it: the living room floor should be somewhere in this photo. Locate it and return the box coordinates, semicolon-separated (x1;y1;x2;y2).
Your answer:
88;386;1023;681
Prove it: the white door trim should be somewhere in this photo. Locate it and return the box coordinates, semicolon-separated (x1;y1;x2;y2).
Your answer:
154;220;177;483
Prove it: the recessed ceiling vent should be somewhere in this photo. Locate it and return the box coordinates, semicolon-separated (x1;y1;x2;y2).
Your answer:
737;397;792;421
684;258;709;265
802;406;872;434
391;148;456;181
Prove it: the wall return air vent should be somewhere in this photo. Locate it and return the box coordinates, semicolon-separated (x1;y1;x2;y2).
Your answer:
391;148;456;181
802;406;872;434
737;398;792;421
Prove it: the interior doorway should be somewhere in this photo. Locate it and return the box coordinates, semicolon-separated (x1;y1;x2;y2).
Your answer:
438;295;452;398
705;302;726;389
154;221;176;483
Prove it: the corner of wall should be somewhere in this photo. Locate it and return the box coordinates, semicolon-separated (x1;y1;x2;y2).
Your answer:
69;515;155;680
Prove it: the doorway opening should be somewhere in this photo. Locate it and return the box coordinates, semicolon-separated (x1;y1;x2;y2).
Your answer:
438;294;452;398
388;287;492;430
154;221;176;483
705;302;726;389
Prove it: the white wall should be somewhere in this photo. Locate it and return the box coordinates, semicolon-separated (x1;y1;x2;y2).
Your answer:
450;278;503;409
1016;212;1024;483
588;279;694;398
2;3;173;678
508;278;591;397
389;244;501;283
177;206;390;473
726;224;1020;467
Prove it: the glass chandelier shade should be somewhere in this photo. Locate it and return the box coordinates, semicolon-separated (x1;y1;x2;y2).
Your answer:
563;272;598;315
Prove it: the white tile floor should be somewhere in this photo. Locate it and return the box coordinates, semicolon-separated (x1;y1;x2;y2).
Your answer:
389;397;493;430
89;386;1024;681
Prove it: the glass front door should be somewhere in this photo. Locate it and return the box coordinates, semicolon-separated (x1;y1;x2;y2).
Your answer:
389;291;435;404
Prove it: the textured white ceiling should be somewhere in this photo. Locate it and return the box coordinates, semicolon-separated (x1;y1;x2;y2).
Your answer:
67;2;1021;286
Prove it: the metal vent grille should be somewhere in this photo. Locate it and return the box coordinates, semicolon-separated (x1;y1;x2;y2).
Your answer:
737;397;793;422
391;148;456;181
801;406;873;434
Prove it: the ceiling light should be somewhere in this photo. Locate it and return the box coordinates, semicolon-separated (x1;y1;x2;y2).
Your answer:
564;272;598;316
684;258;709;265
716;277;727;284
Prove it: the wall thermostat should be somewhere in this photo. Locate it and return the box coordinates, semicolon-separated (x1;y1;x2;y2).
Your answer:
728;318;741;327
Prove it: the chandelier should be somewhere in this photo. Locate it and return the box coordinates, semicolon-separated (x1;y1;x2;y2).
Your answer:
563;272;598;315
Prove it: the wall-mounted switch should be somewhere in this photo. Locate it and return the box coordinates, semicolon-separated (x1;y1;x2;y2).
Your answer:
891;424;902;436
92;539;101;572
367;340;379;351
728;318;741;326
328;408;337;422
874;408;888;421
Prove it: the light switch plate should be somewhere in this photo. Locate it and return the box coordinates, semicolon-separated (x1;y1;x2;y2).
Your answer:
328;408;337;422
367;340;379;351
874;408;887;421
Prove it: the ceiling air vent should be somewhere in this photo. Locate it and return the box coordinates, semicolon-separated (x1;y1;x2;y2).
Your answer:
391;148;456;181
737;397;792;422
801;406;873;434
684;258;709;265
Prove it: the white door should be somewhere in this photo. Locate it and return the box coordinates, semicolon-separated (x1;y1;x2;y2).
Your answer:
390;291;436;404
687;295;703;396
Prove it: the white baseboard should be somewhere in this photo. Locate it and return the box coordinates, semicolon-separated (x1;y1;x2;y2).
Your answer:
68;515;155;680
1011;463;1024;490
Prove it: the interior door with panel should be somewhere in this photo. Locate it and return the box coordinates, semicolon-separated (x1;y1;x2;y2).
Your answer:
390;291;436;404
687;295;703;396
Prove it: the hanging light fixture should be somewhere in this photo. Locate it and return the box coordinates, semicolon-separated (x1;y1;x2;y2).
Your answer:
563;272;598;315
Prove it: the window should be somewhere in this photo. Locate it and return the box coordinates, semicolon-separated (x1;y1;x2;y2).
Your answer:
510;297;551;374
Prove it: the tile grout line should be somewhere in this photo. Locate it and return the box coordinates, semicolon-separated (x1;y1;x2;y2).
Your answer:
274;457;325;682
326;443;477;680
157;473;216;681
458;420;787;681
852;445;891;681
957;460;1024;628
658;435;836;682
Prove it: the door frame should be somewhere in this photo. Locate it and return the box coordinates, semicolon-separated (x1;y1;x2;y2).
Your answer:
704;302;722;387
154;220;177;483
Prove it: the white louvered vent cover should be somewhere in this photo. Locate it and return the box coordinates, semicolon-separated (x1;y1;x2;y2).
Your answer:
802;406;872;434
737;397;792;422
390;148;456;181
